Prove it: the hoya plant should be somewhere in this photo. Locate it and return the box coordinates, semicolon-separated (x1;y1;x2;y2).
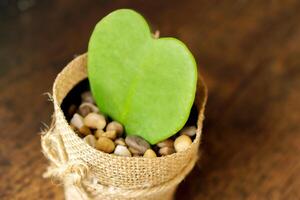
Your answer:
88;9;197;144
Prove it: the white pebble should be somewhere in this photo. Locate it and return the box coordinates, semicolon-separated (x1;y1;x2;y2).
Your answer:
114;145;132;157
70;113;84;129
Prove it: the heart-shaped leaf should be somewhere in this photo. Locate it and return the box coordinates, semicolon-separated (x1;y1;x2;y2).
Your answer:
88;9;197;144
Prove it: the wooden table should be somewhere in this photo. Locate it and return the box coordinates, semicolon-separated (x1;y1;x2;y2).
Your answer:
1;0;300;199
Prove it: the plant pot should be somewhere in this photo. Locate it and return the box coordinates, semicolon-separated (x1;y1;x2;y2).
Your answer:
41;54;207;200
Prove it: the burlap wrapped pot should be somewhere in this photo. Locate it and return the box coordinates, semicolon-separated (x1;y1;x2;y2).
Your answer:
41;54;207;200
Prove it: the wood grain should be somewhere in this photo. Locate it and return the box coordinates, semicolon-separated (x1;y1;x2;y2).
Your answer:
1;0;300;199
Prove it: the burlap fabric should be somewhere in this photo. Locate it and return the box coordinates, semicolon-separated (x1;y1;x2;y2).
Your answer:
41;54;207;200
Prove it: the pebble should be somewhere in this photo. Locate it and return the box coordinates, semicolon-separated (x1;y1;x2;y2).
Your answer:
83;113;106;130
71;90;198;157
159;147;176;156
83;135;96;147
70;113;84;129
106;121;123;137
157;139;174;148
78;102;99;117
70;124;76;130
174;135;192;152
180;126;197;137
143;149;157;158
68;104;77;117
81;91;95;104
79;125;92;136
125;135;150;154
114;145;132;157
128;147;141;155
96;137;115;153
95;129;117;140
115;138;126;146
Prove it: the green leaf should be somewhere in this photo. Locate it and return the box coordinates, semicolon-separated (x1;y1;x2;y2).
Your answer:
88;9;197;144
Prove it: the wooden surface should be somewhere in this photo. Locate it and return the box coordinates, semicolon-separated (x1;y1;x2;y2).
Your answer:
1;0;300;199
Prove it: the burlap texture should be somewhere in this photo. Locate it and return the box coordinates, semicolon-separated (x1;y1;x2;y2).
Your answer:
41;54;207;200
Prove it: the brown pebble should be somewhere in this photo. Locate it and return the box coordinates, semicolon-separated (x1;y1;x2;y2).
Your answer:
96;137;115;153
83;113;106;130
159;147;176;156
81;91;95;104
70;124;76;131
143;149;157;158
78;102;99;117
79;105;91;117
128;147;141;155
68;104;77;117
106;121;124;137
157;139;174;148
73;128;81;136
95;129;117;140
180;126;197;137
79;125;92;136
174;135;192;152
115;138;126;146
125;135;150;154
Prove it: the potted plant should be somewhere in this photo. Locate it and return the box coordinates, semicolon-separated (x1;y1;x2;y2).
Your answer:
41;9;207;200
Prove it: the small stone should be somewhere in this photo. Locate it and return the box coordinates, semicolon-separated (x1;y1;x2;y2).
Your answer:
125;135;150;154
81;91;95;104
83;113;106;130
73;128;81;136
128;147;141;155
78;105;91;117
78;102;99;117
114;145;132;157
83;135;96;147
180;126;197;137
79;125;92;136
68;104;77;117
70;113;84;129
159;147;176;156
96;137;115;153
70;124;76;130
106;121;124;137
115;138;126;146
95;129;117;140
143;149;157;158
157;139;174;148
174;135;192;152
